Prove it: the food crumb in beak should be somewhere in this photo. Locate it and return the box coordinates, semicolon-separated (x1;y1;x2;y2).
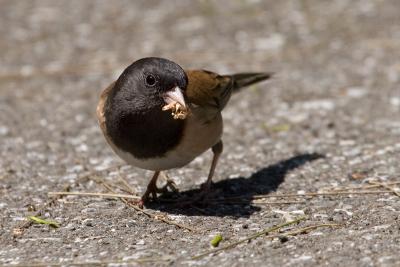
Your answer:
162;102;189;120
162;86;189;120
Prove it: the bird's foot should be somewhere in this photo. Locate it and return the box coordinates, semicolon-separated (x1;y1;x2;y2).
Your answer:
159;173;179;194
158;179;179;194
135;177;179;208
134;186;158;209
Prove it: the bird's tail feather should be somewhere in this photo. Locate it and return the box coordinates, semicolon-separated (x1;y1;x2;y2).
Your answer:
230;72;273;92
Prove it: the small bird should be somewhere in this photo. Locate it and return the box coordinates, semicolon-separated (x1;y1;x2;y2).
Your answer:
97;57;272;206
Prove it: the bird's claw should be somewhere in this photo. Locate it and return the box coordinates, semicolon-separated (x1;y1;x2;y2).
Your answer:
159;179;179;193
136;176;179;207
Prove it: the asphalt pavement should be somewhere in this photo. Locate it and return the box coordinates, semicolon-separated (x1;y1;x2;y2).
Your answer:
0;1;399;266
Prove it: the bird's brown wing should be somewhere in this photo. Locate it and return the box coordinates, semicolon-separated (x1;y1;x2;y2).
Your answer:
186;70;273;110
96;81;116;134
185;70;233;111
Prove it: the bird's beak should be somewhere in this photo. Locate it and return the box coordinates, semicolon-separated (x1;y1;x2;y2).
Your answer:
163;86;186;108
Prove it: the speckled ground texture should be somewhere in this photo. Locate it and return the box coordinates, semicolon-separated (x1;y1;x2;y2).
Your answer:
1;0;400;266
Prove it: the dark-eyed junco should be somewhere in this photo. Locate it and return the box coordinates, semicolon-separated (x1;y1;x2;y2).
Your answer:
97;57;272;206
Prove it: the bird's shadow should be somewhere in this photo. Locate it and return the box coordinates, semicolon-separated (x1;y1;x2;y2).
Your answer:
147;153;324;218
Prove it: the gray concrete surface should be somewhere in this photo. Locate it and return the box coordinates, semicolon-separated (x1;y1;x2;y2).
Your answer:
1;0;400;266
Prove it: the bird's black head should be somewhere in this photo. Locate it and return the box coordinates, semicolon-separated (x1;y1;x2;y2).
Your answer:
110;57;188;112
104;57;188;159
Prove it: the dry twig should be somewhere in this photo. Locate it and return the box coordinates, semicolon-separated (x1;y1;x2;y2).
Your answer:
368;181;400;198
192;219;340;260
323;181;400;192
117;170;137;194
47;191;141;199
13;183;72;237
191;216;307;260
251;190;393;199
283;223;341;236
90;175;196;232
13;164;124;237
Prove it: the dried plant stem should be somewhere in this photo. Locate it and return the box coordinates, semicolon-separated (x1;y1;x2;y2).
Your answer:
283;223;341;236
47;191;141;200
117;171;137;194
368;181;400;198
13;164;125;237
13;183;72;237
156;198;304;205
90;175;196;232
253;200;305;204
217;200;306;205
191;216;307;260
192;220;339;260
250;190;393;199
325;181;400;192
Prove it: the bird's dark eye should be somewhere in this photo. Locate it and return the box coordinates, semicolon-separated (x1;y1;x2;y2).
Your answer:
145;74;156;86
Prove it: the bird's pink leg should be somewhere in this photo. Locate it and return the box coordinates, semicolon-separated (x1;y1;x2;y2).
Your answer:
201;140;223;193
137;171;160;208
178;140;223;207
136;171;179;208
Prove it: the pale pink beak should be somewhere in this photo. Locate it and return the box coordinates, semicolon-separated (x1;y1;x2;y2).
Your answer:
163;86;186;108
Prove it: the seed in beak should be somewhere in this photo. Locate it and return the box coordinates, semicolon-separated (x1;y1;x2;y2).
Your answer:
162;86;189;120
